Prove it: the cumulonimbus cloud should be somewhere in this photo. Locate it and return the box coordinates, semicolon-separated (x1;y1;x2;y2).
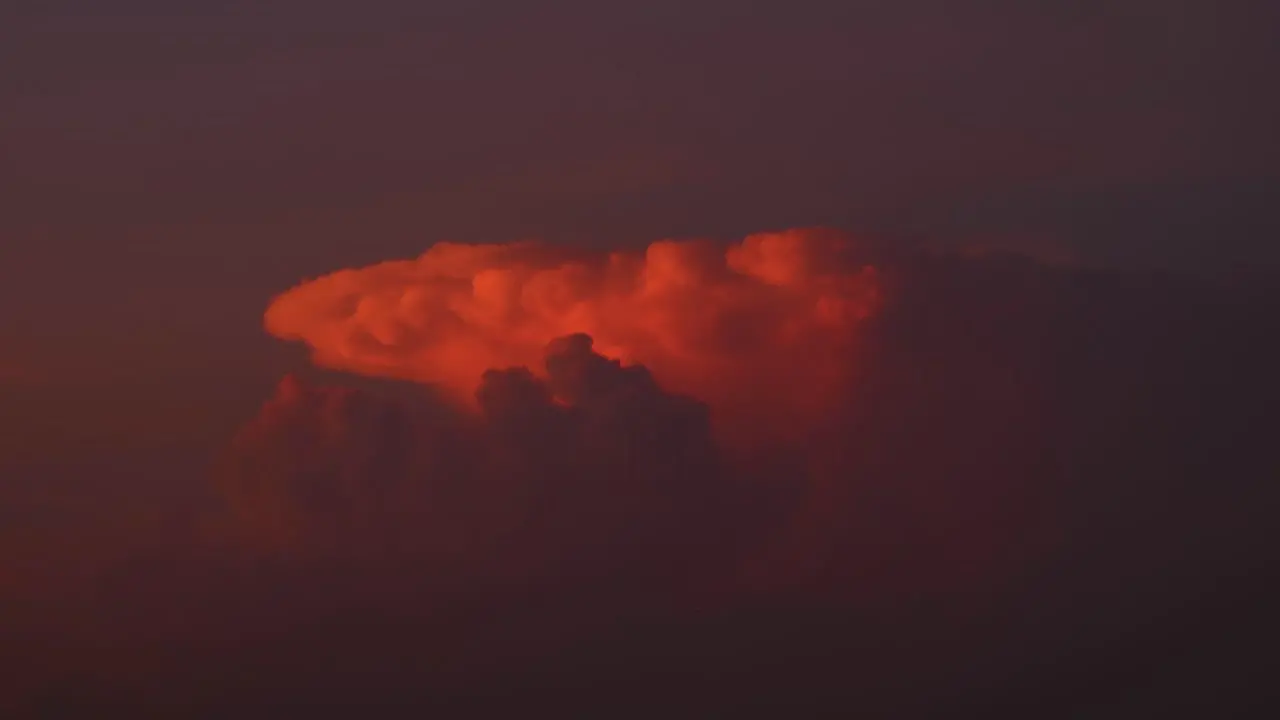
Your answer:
9;229;1279;715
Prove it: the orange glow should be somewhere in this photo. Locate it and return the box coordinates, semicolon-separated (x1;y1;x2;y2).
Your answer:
265;228;880;437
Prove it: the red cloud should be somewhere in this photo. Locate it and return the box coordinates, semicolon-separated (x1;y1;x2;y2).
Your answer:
263;228;880;443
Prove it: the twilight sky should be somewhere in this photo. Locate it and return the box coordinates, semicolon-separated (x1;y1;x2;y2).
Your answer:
2;2;1279;714
3;2;1277;379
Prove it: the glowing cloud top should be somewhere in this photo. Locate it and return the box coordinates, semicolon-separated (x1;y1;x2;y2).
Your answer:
265;228;881;430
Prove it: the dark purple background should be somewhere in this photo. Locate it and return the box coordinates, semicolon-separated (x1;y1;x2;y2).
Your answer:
2;3;1278;714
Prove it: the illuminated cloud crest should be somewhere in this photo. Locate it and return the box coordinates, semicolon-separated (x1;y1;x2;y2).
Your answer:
263;228;881;436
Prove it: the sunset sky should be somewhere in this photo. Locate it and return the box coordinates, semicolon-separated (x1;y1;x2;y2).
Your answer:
2;2;1278;715
3;3;1277;378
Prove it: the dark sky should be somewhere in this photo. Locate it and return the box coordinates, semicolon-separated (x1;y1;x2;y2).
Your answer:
1;3;1278;712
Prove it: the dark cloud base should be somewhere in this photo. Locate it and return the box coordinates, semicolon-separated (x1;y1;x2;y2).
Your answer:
5;251;1278;717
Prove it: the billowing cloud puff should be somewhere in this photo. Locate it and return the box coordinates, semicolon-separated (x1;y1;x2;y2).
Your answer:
263;228;881;440
215;333;773;602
